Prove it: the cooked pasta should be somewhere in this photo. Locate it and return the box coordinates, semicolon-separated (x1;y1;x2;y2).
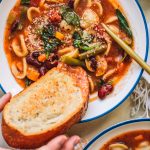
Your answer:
11;58;27;79
12;35;28;57
27;7;40;22
4;0;133;99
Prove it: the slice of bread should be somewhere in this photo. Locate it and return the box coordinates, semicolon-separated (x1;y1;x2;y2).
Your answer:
2;63;89;149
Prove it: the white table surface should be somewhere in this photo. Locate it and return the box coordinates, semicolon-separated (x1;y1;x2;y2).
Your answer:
0;0;150;148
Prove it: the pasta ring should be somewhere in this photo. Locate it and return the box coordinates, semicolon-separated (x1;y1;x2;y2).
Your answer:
92;1;103;16
12;34;28;57
74;0;92;9
27;7;40;22
39;0;45;7
11;58;27;79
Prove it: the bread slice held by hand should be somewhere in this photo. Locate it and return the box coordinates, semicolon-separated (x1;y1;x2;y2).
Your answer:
2;63;89;149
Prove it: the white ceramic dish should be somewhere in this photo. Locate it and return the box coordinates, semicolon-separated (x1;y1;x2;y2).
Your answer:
84;118;150;150
0;0;149;122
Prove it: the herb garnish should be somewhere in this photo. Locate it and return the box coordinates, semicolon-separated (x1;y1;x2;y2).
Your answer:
73;31;94;51
41;25;62;57
21;0;30;5
25;78;32;87
60;6;80;26
116;9;132;37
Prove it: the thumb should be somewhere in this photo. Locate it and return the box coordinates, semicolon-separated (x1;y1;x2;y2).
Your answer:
0;93;11;112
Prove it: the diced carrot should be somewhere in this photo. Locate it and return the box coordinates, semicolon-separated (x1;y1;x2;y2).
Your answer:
16;61;23;72
134;135;144;141
27;69;40;81
38;54;46;62
55;31;64;40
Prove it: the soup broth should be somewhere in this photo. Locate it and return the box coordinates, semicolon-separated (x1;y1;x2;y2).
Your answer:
4;0;133;99
100;130;150;150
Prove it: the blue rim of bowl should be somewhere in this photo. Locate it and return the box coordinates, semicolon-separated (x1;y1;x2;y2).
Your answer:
0;0;149;123
84;118;150;150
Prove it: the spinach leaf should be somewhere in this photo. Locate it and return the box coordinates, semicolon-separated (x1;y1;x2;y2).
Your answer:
44;38;62;52
73;39;93;51
73;31;94;51
17;6;28;30
41;25;62;57
21;0;30;5
60;6;80;26
73;31;81;40
116;9;132;37
82;32;94;43
41;25;55;41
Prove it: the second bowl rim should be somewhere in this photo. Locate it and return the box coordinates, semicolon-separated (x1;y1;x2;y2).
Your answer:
84;118;150;150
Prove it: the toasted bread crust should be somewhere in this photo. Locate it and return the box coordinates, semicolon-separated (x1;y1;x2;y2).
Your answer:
2;63;89;149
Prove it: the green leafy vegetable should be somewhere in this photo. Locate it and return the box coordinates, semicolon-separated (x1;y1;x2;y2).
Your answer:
44;38;62;55
97;79;105;88
41;25;62;57
60;6;80;26
17;6;28;30
72;31;81;40
21;0;30;5
116;9;132;37
97;79;113;88
25;78;32;87
73;31;94;51
41;25;55;41
82;31;94;43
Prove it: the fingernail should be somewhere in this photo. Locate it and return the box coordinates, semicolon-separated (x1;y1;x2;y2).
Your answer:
74;137;81;146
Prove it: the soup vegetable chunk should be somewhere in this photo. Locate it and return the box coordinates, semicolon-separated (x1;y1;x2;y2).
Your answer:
101;130;150;150
4;0;133;99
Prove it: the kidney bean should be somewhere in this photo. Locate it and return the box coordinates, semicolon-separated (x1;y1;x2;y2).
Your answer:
32;51;41;58
68;0;74;9
98;84;113;99
11;20;19;33
48;53;59;62
44;60;58;70
90;57;97;70
39;66;47;76
26;54;42;68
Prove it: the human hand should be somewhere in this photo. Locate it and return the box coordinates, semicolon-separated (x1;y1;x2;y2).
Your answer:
0;93;11;112
0;94;81;150
38;135;80;150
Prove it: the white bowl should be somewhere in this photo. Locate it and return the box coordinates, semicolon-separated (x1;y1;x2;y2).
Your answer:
0;0;149;122
84;118;150;150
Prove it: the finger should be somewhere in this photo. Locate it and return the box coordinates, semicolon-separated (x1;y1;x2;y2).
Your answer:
37;135;68;150
0;93;11;112
0;148;11;150
62;136;80;150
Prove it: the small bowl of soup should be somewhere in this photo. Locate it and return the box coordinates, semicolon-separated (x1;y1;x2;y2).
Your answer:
84;119;150;150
